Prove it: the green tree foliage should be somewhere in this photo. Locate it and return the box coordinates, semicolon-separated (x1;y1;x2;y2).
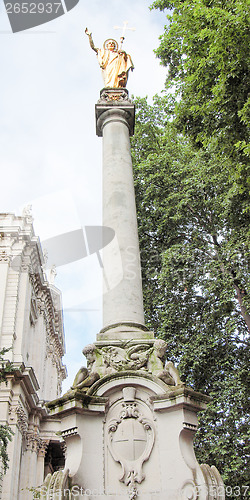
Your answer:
0;348;14;477
131;96;250;489
151;0;250;193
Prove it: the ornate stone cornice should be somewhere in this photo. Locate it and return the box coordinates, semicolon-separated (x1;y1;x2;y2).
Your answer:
97;88;133;104
95;88;135;137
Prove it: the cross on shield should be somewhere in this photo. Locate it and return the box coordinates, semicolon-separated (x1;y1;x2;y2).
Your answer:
112;419;147;461
107;401;155;491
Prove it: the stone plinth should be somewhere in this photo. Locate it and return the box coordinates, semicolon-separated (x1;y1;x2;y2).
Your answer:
41;336;224;499
96;89;146;340
45;374;224;500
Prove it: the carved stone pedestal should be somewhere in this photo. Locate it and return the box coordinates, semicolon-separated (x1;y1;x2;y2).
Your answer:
45;366;224;500
41;337;224;499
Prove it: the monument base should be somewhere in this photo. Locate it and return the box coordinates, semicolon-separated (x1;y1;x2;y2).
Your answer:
42;372;224;499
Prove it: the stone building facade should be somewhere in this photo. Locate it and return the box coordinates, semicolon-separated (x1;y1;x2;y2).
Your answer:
0;212;66;499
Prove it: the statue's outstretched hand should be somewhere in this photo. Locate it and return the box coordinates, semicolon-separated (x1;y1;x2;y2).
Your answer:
85;27;91;36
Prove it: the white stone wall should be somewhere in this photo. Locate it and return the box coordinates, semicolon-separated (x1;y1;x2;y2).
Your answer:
0;213;67;499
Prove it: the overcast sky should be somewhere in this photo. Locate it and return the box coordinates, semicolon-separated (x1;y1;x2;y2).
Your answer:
0;0;167;391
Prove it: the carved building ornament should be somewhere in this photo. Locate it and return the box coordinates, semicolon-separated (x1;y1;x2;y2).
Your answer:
0;250;9;262
72;339;183;392
98;89;133;104
25;432;42;453
39;469;70;499
37;439;50;457
106;388;155;499
30;295;39;326
15;404;29;437
29;260;65;360
181;480;198;500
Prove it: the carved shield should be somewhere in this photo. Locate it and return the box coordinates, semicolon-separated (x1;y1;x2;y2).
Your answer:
112;418;147;461
107;402;155;487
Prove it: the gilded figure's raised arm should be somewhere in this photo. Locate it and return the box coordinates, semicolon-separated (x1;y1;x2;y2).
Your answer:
85;27;98;53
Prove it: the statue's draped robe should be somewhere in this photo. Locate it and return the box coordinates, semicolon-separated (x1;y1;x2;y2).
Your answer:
97;49;134;88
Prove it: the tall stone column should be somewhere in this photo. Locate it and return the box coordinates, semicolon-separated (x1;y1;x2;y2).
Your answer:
96;89;153;341
39;84;224;500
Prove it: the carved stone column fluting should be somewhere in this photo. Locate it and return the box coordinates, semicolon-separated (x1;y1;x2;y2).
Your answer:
96;89;152;341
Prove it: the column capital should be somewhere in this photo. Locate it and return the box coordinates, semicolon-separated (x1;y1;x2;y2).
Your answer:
95;88;135;137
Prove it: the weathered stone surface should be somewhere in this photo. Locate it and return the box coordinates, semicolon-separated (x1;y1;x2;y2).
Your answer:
44;374;223;499
96;88;135;136
96;91;146;339
69;338;183;393
0;213;66;499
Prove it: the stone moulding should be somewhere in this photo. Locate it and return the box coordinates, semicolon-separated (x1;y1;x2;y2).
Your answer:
151;386;211;412
46;391;107;416
200;464;225;500
96;107;135;138
97;87;133;105
61;427;78;438
95;88;135;137
99;322;151;334
39;469;70;500
87;370;170;397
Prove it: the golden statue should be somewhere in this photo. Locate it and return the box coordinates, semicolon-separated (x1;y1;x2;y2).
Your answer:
85;28;134;88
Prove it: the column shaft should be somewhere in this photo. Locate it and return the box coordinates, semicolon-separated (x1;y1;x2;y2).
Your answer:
95;90;151;340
